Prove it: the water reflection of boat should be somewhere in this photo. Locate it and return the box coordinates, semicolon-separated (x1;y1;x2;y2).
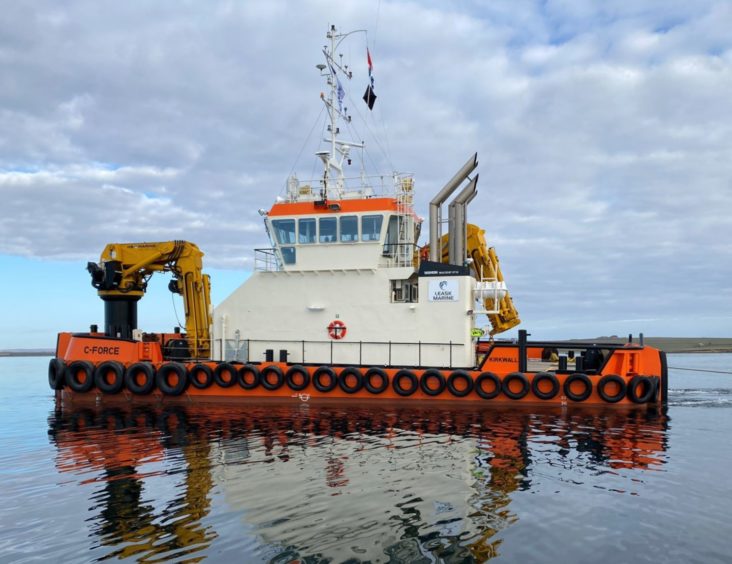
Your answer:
48;399;668;562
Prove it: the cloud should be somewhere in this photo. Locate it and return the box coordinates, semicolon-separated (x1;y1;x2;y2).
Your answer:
1;0;730;336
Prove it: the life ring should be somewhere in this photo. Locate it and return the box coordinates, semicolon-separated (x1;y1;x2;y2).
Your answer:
393;370;418;396
238;364;261;389
597;374;626;403
420;369;446;396
327;320;347;340
364;367;389;394
475;371;501;400
124;362;156;395
66;360;96;393
447;370;474;397
48;358;66;390
286;365;310;391
531;372;560;400
627;375;657;404
313;366;338;392
189;363;214;389
213;363;238;388
260;365;285;390
564;373;592;402
502;372;529;400
94;360;125;394
156;363;189;396
338;367;363;394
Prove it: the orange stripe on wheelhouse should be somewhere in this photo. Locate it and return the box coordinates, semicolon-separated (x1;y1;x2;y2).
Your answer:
269;198;399;216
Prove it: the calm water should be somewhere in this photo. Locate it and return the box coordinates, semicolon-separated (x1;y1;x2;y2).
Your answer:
1;355;731;563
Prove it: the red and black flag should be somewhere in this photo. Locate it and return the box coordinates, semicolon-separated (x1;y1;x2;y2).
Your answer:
363;48;376;110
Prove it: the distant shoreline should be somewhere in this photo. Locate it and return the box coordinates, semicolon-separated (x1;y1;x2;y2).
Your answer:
0;351;55;357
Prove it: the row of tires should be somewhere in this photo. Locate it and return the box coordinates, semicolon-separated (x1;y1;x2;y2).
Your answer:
48;359;660;404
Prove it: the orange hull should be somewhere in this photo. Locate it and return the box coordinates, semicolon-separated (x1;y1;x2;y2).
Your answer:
52;332;667;408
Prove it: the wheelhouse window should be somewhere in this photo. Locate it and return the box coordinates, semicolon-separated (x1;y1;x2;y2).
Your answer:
361;215;384;241
280;247;296;265
340;215;358;242
298;218;316;244
319;217;337;243
272;219;296;244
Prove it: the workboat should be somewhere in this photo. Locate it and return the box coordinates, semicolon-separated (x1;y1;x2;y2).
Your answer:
51;26;667;407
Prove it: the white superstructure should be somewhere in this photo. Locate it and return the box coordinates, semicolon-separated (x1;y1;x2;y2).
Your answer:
213;26;504;369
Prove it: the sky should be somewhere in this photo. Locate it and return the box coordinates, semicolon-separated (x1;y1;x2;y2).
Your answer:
1;0;731;349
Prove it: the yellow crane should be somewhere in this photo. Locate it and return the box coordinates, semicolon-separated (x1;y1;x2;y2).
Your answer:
87;240;212;358
437;224;521;336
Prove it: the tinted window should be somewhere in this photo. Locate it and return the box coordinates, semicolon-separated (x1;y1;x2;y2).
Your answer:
272;219;296;244
281;247;296;264
361;215;383;241
319;217;337;243
299;218;316;244
340;216;358;242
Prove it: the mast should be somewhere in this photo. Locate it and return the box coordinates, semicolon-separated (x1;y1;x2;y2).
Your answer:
319;25;365;200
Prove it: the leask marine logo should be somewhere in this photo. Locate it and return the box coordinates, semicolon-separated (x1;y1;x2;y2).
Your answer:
439;281;448;290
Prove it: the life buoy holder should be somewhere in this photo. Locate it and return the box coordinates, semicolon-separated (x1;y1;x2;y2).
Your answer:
66;360;96;393
475;371;501;400
213;363;238;388
393;370;418;396
564;373;592;402
94;360;125;394
48;358;66;390
313;366;338;392
286;365;310;391
420;369;446;396
260;365;285;390
447;370;474;398
327;320;347;340
338;367;363;394
156;362;189;396
124;362;156;395
531;372;560;400
597;374;626;403
189;363;214;389
364;367;389;394
502;372;530;400
627;375;657;404
238;364;261;389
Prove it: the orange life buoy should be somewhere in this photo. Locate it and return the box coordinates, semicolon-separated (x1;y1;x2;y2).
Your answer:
327;320;347;340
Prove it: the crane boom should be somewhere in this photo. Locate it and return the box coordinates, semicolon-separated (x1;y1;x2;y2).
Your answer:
436;224;520;336
87;240;212;358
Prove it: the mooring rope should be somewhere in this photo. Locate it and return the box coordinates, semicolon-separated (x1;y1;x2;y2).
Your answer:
669;366;732;375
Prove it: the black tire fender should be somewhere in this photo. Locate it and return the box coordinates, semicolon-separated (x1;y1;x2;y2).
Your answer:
420;369;446;396
313;366;338;392
475;372;501;400
124;362;156;395
502;372;530;400
213;362;238;388
66;360;95;393
48;358;66;390
189;363;214;389
597;374;626;403
393;370;418;396
447;370;474;398
238;364;261;390
627;375;656;404
94;360;125;394
286;365;310;391
338;367;363;394
564;373;593;402
260;365;285;390
364;367;389;394
156;362;189;396
531;371;560;400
